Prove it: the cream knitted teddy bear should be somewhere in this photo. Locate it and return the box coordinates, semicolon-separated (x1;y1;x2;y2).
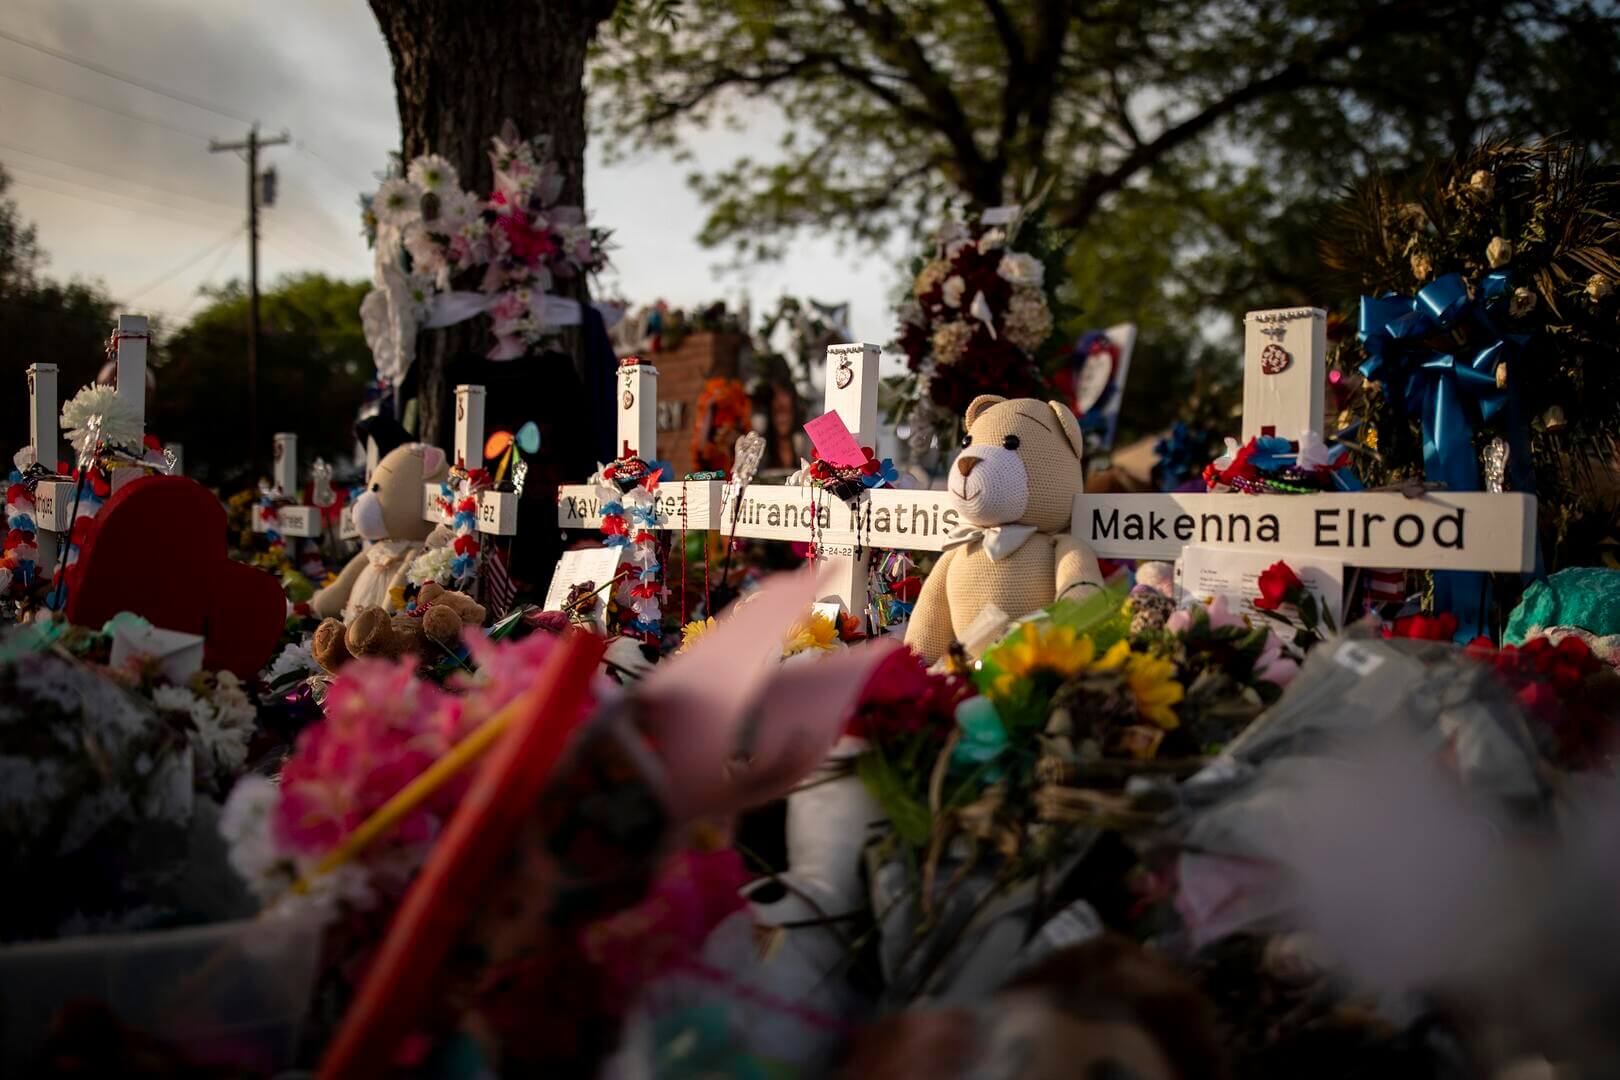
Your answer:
312;443;448;621
905;396;1103;665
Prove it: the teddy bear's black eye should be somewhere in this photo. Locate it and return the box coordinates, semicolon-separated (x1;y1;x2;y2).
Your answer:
371;483;381;492
961;433;972;447
1002;434;1021;451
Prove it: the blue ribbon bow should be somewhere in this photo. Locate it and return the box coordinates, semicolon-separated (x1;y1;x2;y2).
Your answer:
1358;272;1536;639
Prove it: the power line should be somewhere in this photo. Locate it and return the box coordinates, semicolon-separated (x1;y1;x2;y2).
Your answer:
0;25;257;126
0;138;239;213
175;233;245;322
262;228;358;268
0;71;212;141
294;140;370;190
123;225;245;304
6;172;237;231
5;162;236;227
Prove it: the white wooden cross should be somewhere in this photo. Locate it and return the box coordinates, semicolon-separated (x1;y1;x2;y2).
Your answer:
32;314;152;540
25;359;61;570
419;384;520;536
554;359;726;534
555;343;956;619
1072;307;1538;574
554;315;1537;640
251;432;323;539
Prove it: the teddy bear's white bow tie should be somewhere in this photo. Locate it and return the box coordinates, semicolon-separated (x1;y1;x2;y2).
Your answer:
943;522;1038;561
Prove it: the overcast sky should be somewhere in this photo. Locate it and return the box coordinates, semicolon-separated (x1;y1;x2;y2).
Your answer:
1;0;901;345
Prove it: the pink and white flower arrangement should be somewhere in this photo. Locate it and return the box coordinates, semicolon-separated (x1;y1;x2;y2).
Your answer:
360;123;610;367
220;631;601;915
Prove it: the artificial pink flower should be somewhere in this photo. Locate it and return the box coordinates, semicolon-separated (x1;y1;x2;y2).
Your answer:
1167;594;1248;635
271;658;459;858
1255;641;1299;688
494;208;558;264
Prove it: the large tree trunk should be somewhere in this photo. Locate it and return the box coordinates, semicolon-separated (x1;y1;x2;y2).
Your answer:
368;0;614;447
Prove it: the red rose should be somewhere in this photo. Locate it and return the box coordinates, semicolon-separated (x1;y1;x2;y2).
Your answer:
1553;635;1600;674
1494;644;1524;676
1549;660;1586;693
1516;681;1562;718
1253;561;1304;611
1386;612;1459;641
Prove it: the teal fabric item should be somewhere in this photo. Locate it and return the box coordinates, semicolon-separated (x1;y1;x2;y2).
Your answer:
951;696;1009;781
1504;567;1620;644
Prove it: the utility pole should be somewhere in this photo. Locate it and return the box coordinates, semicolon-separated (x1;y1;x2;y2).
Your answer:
209;124;289;477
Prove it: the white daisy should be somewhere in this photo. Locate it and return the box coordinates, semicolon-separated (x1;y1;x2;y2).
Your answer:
406;153;459;194
437;188;481;230
373;177;421;225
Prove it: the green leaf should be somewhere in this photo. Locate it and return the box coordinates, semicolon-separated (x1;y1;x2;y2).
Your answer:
855;749;933;849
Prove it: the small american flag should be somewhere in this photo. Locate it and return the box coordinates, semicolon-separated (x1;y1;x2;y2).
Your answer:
482;542;518;618
1364;568;1408;607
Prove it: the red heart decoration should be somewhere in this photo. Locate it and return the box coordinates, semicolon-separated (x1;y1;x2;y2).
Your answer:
65;475;287;679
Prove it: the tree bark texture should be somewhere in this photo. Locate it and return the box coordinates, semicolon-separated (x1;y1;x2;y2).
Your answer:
368;0;612;447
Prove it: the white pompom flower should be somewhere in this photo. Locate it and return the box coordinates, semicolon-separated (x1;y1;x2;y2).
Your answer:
61;384;144;455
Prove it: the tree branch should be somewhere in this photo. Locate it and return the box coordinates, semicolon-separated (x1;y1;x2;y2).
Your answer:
839;0;1000;203
641;54;843;125
980;0;1027;69
1056;0;1430;230
985;0;1027;170
1107;67;1143;149
1008;0;1071;182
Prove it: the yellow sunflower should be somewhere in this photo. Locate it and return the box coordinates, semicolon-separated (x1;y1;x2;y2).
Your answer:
677;617;716;654
1124;651;1185;729
991;622;1097;696
1092;639;1132;672
782;612;840;658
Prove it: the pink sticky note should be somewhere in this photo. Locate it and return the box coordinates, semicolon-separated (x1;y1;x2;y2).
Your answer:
804;410;865;467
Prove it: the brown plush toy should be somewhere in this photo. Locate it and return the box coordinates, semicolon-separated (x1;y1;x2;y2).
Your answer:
310;583;486;674
311;443;448;621
312;610;421;672
905;396;1104;666
417;581;487;646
